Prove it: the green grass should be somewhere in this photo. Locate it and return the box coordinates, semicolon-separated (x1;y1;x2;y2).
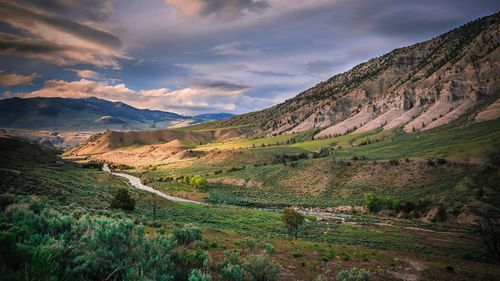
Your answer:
333;120;500;161
0;160;494;266
197;134;298;151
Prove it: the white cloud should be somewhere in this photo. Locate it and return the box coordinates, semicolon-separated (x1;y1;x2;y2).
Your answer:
68;69;101;79
0;70;39;87
22;79;252;114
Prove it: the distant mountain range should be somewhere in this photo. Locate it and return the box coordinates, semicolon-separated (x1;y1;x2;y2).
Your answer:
218;12;500;137
0;97;234;131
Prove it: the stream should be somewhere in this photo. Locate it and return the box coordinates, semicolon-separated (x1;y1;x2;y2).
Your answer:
103;164;204;205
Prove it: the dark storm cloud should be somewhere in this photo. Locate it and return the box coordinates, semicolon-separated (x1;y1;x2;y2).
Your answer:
0;2;121;48
190;79;250;91
0;32;121;67
0;0;123;68
20;0;113;21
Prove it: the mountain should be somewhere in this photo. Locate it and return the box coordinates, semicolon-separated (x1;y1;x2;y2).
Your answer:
194;113;234;121
0;97;232;131
217;12;500;137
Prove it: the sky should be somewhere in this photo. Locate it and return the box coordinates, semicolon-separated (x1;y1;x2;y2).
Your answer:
0;0;498;115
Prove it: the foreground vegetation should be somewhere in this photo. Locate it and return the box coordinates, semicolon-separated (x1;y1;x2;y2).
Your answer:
1;119;500;280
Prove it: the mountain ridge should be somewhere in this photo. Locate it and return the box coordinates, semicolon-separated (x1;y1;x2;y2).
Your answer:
216;12;500;137
0;96;234;132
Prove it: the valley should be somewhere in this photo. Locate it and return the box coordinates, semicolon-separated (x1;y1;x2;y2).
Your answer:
1;8;500;281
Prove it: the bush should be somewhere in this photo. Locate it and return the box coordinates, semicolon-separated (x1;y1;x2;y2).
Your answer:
436;158;448;165
264;243;275;255
292;251;304;258
281;208;304;239
364;193;400;212
363;193;381;212
243;254;280;281
110;188;135;211
191;176;209;191
0;205;181;281
188;269;212;281
221;264;244;281
219;251;244;281
172;225;203;245
337;268;371;281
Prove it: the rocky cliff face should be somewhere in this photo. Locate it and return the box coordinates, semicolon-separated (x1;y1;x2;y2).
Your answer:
219;12;500;137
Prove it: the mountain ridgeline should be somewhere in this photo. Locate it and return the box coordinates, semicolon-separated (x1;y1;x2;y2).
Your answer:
0;97;233;131
217;12;500;137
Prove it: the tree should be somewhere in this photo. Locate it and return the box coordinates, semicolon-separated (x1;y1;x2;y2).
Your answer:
281;208;304;239
110;188;135;211
191;176;208;191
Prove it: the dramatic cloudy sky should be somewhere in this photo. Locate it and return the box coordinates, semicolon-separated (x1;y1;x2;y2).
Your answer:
0;0;498;114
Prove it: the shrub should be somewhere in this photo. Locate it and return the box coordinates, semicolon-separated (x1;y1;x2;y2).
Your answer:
264;243;275;255
386;197;401;211
227;166;245;173
337;268;371;281
195;240;209;250
243;254;280;281
436;158;448;165
364;193;401;212
388;159;399;165
363;193;381;212
172;225;203;245
281;208;304;239
110;188;135;211
188;269;212;281
219;251;244;281
221;264;244;281
292;251;304;258
191;176;209;191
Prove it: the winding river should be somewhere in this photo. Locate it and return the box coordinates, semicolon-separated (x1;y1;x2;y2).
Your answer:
103;164;204;205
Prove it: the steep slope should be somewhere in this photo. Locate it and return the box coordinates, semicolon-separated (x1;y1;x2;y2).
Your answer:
218;12;500;138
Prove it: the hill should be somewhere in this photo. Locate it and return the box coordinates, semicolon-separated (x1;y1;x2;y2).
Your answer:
0;97;233;132
0;136;59;167
217;12;500;137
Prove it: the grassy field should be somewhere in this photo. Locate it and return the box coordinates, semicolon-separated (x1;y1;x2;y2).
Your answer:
3;120;500;280
2;145;500;280
133;120;500;216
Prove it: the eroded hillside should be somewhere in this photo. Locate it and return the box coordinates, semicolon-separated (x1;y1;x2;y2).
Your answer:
218;12;500;138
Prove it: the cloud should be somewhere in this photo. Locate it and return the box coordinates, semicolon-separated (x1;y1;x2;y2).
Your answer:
68;69;101;79
0;1;125;68
190;79;250;91
165;0;269;19
21;78;252;114
212;41;263;56
0;70;39;87
249;70;295;77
